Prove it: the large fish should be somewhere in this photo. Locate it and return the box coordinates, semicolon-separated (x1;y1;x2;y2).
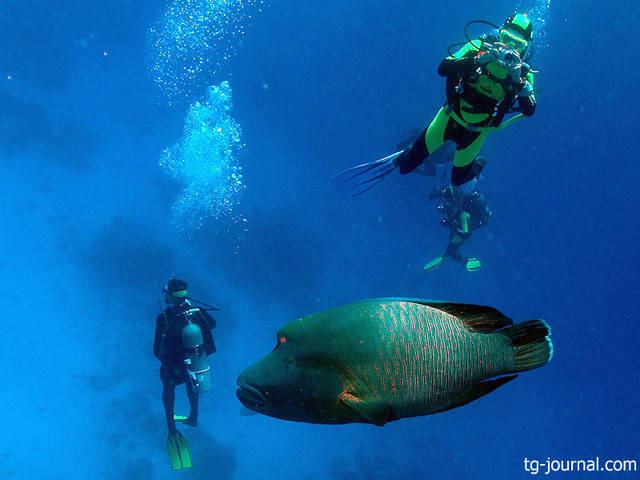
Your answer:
236;298;552;426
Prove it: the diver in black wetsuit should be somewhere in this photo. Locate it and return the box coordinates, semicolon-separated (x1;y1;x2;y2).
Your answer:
424;179;491;272
153;278;216;437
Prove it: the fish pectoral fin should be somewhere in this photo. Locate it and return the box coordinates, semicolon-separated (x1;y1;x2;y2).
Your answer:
444;375;518;412
340;391;391;426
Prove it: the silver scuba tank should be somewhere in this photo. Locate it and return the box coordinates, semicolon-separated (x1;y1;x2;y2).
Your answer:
181;308;212;393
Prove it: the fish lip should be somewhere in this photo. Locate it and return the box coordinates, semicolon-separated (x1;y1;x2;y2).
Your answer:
236;377;267;409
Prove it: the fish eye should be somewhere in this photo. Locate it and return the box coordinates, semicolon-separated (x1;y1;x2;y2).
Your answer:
283;358;294;367
273;335;288;351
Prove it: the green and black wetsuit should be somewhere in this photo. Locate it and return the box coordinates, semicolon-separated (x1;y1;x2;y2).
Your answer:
396;39;536;185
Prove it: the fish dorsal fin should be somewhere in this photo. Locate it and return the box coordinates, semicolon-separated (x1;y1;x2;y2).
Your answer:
368;298;513;333
426;302;514;333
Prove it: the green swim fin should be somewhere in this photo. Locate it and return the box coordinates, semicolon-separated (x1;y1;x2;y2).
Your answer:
330;151;401;197
465;258;482;272
424;255;445;272
167;432;192;470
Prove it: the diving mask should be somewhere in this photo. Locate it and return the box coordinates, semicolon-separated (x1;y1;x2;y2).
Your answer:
499;29;528;54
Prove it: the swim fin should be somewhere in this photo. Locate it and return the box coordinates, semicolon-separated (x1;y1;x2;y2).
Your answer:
330;151;402;197
424;255;445;272
167;432;192;470
465;258;482;272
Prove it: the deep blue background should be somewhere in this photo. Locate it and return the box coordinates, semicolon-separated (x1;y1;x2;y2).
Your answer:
1;0;638;478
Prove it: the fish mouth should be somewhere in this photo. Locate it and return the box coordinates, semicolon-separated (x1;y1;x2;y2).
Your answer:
236;377;267;409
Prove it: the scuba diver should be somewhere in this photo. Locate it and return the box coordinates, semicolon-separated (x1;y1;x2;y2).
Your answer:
424;177;491;272
332;13;536;196
153;278;217;470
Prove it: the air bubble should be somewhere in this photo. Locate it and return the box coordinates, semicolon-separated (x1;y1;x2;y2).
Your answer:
159;81;246;229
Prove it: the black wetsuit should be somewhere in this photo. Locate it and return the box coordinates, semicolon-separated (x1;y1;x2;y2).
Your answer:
154;301;216;435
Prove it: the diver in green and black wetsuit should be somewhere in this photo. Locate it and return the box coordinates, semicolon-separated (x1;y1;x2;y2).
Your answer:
394;13;536;186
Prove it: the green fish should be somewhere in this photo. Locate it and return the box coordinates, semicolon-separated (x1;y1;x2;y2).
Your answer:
236;298;552;426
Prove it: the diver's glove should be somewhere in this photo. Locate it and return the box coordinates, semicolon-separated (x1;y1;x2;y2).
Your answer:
508;64;522;84
475;49;498;65
518;81;534;97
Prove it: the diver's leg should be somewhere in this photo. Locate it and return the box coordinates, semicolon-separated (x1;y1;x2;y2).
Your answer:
451;130;488;186
424;107;450;156
185;380;199;427
446;230;481;270
445;232;466;264
162;380;178;437
395;107;449;174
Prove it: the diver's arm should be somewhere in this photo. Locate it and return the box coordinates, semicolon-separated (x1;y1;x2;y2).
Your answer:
197;310;216;355
153;314;165;360
200;317;216;355
438;40;481;77
200;309;216;330
517;70;536;116
517;78;536;116
518;94;536;116
438;55;476;78
203;326;216;355
445;235;465;263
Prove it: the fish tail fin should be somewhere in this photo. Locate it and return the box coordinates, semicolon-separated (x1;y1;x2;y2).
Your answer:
502;319;553;372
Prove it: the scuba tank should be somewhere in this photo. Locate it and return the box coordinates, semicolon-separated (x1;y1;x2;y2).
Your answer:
181;308;212;393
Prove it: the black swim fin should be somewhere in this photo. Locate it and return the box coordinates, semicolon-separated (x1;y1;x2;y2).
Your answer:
330;151;401;197
167;432;192;470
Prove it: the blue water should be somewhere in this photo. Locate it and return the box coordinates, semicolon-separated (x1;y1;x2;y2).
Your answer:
1;0;638;478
